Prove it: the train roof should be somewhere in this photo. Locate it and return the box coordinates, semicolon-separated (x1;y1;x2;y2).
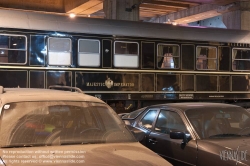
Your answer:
0;9;250;44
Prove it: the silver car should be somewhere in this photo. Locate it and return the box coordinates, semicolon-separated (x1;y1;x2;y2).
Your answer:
0;86;171;166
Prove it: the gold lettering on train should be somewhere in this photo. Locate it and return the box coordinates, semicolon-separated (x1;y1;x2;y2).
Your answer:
86;82;134;87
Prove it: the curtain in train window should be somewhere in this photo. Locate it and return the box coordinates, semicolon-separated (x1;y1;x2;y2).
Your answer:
0;34;27;64
196;46;217;70
157;44;179;69
48;37;71;66
114;41;139;68
232;49;250;70
78;39;100;67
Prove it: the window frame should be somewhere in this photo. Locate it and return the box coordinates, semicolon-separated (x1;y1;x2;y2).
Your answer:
47;37;72;66
232;47;250;71
196;46;217;70
138;108;159;131
0;34;27;65
153;109;187;134
113;41;139;68
78;39;101;67
157;43;180;69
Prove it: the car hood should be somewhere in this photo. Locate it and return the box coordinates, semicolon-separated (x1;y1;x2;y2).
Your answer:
0;142;172;166
201;137;250;151
198;137;250;165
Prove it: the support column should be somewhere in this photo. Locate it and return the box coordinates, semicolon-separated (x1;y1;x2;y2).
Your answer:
103;0;140;21
222;2;250;30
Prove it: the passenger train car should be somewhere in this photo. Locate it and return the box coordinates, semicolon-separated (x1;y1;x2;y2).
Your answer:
1;9;250;110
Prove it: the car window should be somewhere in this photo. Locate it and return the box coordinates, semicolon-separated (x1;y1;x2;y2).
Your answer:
122;107;145;119
0;101;136;147
185;106;250;139
139;109;158;130
155;110;186;134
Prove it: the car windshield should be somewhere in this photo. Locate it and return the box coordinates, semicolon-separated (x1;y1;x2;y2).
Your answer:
185;106;250;139
122;107;145;119
0;101;136;148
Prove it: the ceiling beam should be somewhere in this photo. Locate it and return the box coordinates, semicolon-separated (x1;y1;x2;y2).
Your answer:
140;4;178;12
155;0;200;6
0;0;64;12
142;0;191;9
64;0;102;15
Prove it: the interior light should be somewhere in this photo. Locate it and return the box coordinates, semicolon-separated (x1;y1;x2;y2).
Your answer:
69;13;76;18
13;43;17;46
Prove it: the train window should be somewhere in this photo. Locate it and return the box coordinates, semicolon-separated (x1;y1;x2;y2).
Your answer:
196;46;217;70
114;41;139;68
78;39;100;67
157;44;179;69
232;48;250;71
182;45;194;70
0;34;27;64
48;37;71;66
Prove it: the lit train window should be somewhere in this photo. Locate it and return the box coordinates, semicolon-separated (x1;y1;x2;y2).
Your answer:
114;41;139;68
0;34;27;64
232;48;250;71
78;39;100;67
157;44;180;69
196;46;217;70
48;37;71;66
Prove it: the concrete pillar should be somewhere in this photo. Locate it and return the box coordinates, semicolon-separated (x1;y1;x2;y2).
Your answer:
222;2;250;30
103;0;140;21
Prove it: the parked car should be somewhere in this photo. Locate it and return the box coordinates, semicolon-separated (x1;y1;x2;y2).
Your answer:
121;103;250;166
0;86;172;166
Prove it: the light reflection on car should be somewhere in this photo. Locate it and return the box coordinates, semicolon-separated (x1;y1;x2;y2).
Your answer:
121;102;250;166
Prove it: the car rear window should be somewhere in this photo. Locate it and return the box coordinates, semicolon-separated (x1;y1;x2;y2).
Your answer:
0;101;136;147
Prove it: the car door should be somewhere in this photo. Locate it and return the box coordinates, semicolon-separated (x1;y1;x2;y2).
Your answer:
146;108;197;166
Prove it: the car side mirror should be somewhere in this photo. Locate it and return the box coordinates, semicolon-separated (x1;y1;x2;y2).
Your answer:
170;130;191;145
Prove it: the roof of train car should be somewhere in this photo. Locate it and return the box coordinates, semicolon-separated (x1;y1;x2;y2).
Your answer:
0;9;250;44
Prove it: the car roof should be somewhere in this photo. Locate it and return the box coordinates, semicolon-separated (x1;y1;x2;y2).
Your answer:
147;102;241;112
0;88;104;104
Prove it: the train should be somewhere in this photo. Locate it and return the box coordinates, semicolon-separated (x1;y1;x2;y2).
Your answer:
1;9;250;111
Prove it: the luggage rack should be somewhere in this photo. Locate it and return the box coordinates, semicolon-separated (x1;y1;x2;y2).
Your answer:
49;85;83;93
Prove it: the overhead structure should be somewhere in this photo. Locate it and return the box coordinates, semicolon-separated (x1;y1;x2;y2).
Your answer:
0;0;199;20
151;1;250;30
103;0;140;21
0;0;249;29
